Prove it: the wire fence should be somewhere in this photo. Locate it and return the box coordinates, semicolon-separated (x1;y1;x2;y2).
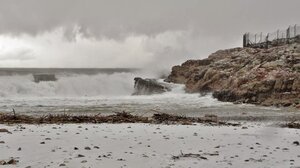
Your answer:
243;24;300;48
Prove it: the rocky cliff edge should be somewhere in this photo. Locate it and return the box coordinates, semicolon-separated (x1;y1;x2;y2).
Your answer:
166;43;300;108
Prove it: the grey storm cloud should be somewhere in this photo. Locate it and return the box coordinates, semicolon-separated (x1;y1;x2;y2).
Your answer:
0;48;35;61
0;0;300;69
0;0;299;39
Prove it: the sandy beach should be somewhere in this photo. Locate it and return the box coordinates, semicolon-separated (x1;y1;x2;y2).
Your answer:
0;1;300;168
1;123;300;168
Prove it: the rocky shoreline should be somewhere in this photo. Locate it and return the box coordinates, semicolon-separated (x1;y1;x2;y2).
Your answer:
166;43;300;108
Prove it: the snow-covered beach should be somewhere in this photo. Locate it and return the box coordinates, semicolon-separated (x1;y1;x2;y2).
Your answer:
1;123;300;168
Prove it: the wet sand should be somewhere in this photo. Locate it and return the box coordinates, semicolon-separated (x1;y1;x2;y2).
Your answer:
1;123;300;168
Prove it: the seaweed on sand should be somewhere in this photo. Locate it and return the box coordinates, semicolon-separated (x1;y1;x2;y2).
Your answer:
0;111;240;126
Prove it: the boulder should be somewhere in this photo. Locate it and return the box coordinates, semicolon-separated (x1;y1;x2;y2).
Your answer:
133;77;171;95
212;90;240;102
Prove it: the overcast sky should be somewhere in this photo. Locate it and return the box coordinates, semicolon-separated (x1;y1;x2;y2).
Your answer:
0;0;299;69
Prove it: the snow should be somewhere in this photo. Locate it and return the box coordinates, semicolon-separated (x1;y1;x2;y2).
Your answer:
0;123;300;168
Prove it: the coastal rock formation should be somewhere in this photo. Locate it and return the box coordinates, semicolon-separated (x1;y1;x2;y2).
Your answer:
133;77;171;95
166;43;300;107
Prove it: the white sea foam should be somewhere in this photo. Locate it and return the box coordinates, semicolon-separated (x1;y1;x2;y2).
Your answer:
0;72;292;117
0;72;135;97
0;72;230;114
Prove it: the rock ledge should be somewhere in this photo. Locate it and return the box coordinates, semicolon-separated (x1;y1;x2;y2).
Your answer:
167;44;300;107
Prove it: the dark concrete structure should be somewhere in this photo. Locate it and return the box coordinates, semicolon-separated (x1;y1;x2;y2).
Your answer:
33;74;57;83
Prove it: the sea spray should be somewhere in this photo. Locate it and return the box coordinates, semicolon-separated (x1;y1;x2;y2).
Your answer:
0;72;135;97
0;70;285;118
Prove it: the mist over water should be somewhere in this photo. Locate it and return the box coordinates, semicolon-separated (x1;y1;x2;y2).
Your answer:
0;68;298;120
0;73;135;97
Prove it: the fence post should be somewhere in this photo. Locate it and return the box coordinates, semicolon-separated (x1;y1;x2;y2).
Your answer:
243;34;246;47
260;32;262;43
243;33;250;47
287;26;290;44
247;33;250;46
266;33;269;49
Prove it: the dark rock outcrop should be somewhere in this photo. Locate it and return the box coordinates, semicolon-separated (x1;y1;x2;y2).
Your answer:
133;77;171;95
166;43;300;108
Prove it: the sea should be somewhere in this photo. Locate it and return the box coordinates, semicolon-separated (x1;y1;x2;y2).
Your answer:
0;68;299;121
